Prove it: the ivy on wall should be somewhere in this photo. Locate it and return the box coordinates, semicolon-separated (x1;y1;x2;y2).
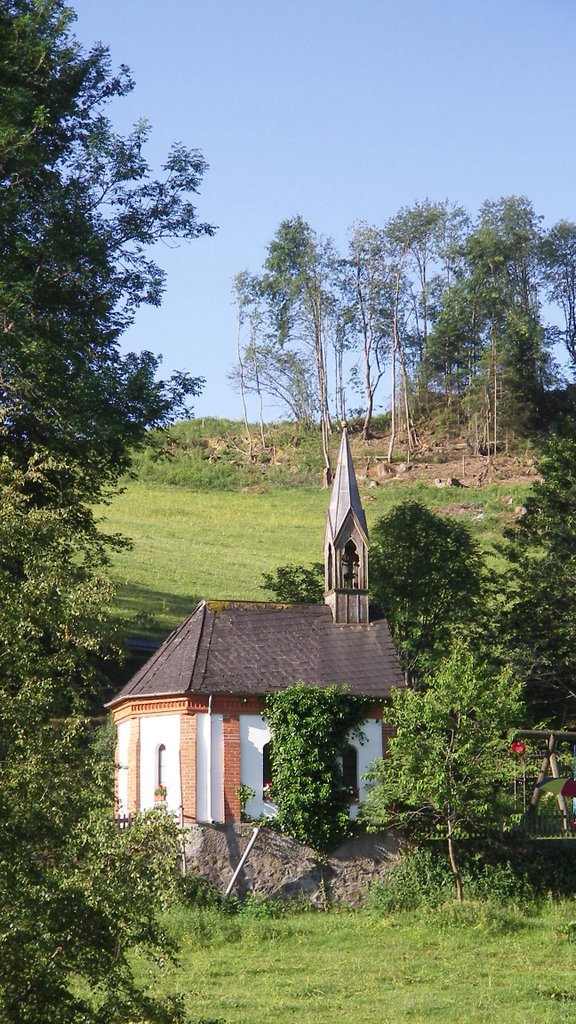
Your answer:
264;682;372;855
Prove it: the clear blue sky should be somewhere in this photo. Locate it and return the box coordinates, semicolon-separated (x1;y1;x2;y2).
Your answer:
71;0;576;419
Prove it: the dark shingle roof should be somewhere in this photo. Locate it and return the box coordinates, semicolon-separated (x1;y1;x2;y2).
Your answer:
109;600;404;705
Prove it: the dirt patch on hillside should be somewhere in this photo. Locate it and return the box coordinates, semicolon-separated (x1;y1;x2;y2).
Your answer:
352;438;541;490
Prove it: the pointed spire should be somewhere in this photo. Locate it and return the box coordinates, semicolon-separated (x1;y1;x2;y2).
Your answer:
324;427;370;624
327;428;368;544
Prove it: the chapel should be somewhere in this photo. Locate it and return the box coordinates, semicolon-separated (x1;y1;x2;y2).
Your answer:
108;429;404;823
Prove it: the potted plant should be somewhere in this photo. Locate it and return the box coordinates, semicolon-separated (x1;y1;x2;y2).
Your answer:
154;784;167;801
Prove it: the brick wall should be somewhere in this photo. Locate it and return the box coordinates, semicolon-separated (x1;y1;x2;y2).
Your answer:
180;711;196;823
126;717;140;814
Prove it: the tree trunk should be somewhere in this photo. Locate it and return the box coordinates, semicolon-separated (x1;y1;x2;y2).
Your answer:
447;826;463;902
387;342;396;464
363;389;374;442
387;272;402;464
235;312;254;462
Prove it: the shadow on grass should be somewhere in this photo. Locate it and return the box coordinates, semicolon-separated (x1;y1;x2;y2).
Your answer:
112;583;201;642
100;585;201;699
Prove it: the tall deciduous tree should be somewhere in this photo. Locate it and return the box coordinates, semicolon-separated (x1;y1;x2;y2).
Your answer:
261;216;337;484
0;460;185;1023
0;3;213;1017
540;219;576;369
363;647;523;900
460;197;551;449
0;0;213;513
230;270;317;428
343;223;393;440
369;501;486;685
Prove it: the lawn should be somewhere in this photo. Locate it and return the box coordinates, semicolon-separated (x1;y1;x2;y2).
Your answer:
137;901;576;1024
98;478;530;637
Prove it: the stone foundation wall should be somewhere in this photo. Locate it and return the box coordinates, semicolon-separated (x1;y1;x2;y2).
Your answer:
183;824;401;906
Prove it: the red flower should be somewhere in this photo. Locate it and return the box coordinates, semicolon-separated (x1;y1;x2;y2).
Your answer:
510;741;526;755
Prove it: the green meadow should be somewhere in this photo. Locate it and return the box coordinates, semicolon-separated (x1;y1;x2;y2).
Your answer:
99;476;529;638
136;901;576;1024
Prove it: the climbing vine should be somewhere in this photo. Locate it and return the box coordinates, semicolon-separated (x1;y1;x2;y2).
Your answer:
264;682;372;855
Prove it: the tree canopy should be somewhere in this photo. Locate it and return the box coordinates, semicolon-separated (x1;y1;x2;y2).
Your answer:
0;3;213;1017
369;500;486;685
363;647;523;900
0;0;213;511
233;196;576;457
499;426;576;724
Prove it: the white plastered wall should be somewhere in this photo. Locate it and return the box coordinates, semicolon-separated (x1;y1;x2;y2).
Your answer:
116;719;130;816
238;714;384;821
239;715;276;819
196;712;225;823
139;714;181;814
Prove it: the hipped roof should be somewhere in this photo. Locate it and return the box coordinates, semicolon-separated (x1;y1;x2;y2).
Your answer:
108;600;403;706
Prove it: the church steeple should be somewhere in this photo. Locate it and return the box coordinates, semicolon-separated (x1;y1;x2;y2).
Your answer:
324;428;369;624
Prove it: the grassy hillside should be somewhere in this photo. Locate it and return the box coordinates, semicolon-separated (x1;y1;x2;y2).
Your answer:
99;418;535;638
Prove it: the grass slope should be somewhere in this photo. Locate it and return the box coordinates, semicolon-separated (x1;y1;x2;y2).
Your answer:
98;416;534;637
99;477;529;638
136;902;576;1024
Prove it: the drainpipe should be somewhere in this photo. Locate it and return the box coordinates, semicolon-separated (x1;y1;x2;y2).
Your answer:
225;826;261;897
207;694;213;823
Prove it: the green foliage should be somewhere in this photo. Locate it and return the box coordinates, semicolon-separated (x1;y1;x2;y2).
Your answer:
260;562;324;603
0;0;211;516
368;846;535;912
369;501;486;683
178;872;229;911
500;427;576;722
265;683;371;855
363;646;524;898
0;459;189;1022
0;3;213;1018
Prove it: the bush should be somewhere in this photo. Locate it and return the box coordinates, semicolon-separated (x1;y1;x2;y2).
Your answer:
369;847;454;911
178;872;227;910
369;843;543;912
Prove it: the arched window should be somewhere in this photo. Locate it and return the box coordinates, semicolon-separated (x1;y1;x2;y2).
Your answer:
342;743;359;801
342;540;359;589
262;741;274;800
157;744;166;787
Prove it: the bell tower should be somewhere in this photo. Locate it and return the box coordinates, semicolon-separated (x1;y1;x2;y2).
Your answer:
324;428;369;624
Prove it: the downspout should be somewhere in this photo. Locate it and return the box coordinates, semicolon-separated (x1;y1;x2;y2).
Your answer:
225;826;261;897
207;694;213;823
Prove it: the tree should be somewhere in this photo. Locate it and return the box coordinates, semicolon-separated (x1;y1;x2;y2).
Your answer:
343;223;393;440
499;427;576;724
459;197;551;449
540;219;576;369
0;0;213;514
0;4;213;1017
369;501;486;685
260;217;337;484
384;200;469;450
265;683;370;855
363;647;523;900
0;460;186;1023
260;562;324;603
